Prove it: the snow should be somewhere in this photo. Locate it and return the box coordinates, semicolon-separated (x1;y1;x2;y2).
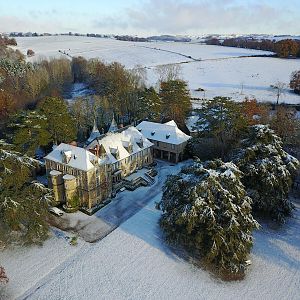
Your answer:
15;36;300;104
1;161;299;300
63;174;75;180
64;82;95;100
86;119;101;145
45;143;96;171
137;120;191;145
87;126;153;164
0;229;86;300
108;115;118;133
186;115;200;133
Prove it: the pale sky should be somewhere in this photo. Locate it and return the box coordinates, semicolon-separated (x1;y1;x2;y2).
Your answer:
0;0;299;36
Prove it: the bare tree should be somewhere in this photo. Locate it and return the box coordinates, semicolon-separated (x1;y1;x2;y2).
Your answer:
155;64;182;82
129;65;147;89
271;81;286;105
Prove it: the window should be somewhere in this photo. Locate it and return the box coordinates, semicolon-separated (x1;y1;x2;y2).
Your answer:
157;141;160;147
171;144;175;150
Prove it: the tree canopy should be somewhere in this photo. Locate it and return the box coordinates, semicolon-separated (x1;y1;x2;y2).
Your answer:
158;159;259;275
38;97;77;145
192;97;247;159
234;125;300;223
159;79;192;126
0;140;53;246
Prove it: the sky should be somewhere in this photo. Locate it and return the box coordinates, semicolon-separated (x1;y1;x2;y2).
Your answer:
0;0;299;36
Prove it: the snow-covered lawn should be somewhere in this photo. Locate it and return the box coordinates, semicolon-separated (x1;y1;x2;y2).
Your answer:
1;161;299;300
0;228;86;299
15;36;300;104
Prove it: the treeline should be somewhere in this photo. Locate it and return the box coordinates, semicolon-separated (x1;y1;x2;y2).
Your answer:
189;97;300;160
0;35;17;46
115;35;148;42
70;57;191;140
0;36;192;141
159;97;300;278
0;39;73;123
206;38;300;58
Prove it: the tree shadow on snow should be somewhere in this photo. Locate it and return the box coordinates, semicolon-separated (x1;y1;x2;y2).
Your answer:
253;204;300;270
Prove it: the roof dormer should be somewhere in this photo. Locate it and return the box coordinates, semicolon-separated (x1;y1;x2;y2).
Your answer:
122;140;133;154
110;147;119;160
61;150;72;164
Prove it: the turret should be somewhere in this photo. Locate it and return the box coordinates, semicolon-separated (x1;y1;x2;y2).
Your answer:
108;114;118;133
63;174;79;212
49;170;64;205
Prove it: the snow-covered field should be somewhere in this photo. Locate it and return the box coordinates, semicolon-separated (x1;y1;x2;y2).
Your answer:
15;36;300;104
1;161;300;300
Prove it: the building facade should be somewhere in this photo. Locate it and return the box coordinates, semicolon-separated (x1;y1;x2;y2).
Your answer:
45;126;153;214
136;120;191;163
45;119;191;214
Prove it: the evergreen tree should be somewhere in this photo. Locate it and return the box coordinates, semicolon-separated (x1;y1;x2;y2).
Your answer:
10;110;51;156
158;159;259;275
234;125;300;223
159;80;192;126
0;140;53;245
192;97;247;159
137;87;162;121
38;97;77;144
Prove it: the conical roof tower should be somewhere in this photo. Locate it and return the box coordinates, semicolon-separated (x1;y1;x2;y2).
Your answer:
108;114;118;133
86;119;101;144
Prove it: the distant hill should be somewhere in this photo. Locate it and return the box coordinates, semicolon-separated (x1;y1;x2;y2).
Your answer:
147;35;191;42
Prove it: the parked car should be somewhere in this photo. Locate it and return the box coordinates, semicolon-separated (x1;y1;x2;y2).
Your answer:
48;207;64;217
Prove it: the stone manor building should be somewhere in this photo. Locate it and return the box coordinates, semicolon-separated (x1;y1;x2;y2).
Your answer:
45;118;190;214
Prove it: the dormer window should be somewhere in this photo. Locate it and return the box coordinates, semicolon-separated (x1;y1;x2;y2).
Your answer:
61;150;72;164
166;134;170;139
151;131;155;136
136;137;143;148
110;147;120;160
122;140;133;154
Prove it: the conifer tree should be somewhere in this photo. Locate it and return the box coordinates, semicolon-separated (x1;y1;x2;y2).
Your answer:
158;159;259;275
138;87;162;121
10;110;51;156
0;140;53;245
234;125;300;223
159;80;192;126
192;97;247;159
38;97;77;144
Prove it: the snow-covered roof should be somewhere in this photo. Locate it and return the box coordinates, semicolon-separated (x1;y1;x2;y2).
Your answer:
136;121;191;145
86;119;101;144
164;120;178;127
49;170;62;176
108;115;118;133
45;143;97;172
63;174;76;180
87;126;153;164
185;115;200;133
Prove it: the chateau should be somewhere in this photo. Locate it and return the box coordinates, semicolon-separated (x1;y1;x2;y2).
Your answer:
45;118;190;214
